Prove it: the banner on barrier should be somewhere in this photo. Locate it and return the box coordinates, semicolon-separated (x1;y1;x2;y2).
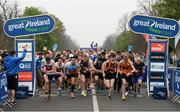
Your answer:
174;70;180;96
168;68;173;93
0;72;8;102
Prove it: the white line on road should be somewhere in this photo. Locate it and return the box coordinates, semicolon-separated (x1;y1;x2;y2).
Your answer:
91;84;99;112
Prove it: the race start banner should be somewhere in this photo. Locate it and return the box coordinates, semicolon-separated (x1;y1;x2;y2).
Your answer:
0;72;8;102
3;15;55;38
16;39;35;95
147;40;168;94
129;15;179;38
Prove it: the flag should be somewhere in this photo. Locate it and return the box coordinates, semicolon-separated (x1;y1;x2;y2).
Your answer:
143;34;157;41
143;34;149;42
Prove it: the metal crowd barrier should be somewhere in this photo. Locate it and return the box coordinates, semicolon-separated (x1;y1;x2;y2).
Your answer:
168;67;180;103
0;72;8;111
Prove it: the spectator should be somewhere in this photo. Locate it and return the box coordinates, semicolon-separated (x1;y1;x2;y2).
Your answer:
3;46;27;105
36;52;44;88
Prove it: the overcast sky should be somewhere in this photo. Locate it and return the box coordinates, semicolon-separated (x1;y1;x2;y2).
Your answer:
16;0;138;47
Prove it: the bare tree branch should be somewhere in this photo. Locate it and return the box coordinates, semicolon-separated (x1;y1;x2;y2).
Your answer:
102;34;117;50
8;7;14;19
13;1;20;18
0;0;20;50
137;0;159;16
116;13;129;34
0;0;8;20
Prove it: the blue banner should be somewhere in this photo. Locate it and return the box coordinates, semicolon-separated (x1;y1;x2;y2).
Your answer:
168;69;173;93
129;15;179;38
3;15;55;38
0;72;8;102
80;48;97;51
16;39;35;95
174;70;180;96
148;40;168;94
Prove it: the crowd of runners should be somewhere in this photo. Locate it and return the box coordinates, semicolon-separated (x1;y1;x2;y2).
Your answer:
35;49;146;101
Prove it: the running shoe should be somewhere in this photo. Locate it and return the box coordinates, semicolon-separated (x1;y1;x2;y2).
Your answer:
71;93;75;98
108;96;112;101
78;85;81;90
136;93;143;98
57;88;62;95
83;92;87;96
125;92;128;96
48;94;51;100
122;95;126;101
81;91;85;96
88;88;92;94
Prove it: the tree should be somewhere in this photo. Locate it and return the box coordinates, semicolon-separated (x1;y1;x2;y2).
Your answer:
116;13;129;34
0;2;79;51
114;31;147;53
152;0;180;20
22;7;67;51
102;34;117;50
23;6;43;16
0;0;20;50
137;0;159;16
58;33;79;50
152;0;180;54
0;0;20;20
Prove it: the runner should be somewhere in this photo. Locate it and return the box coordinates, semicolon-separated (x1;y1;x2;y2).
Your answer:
132;57;145;97
65;56;79;98
64;54;76;89
119;53;135;100
114;51;122;93
79;53;95;96
54;57;64;95
103;52;118;101
41;52;55;100
127;52;135;93
54;51;62;62
94;53;107;92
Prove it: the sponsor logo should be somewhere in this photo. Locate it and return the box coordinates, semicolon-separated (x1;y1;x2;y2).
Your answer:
8;19;51;32
19;63;31;69
3;15;55;37
18;72;32;81
129;15;179;37
151;43;165;52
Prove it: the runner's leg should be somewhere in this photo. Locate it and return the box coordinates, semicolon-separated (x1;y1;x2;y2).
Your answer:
70;76;76;98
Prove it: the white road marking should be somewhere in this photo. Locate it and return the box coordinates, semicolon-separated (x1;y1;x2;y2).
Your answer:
91;83;99;112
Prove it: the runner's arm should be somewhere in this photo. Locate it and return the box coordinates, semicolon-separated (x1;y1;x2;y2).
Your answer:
130;61;136;75
89;60;96;71
117;62;122;74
